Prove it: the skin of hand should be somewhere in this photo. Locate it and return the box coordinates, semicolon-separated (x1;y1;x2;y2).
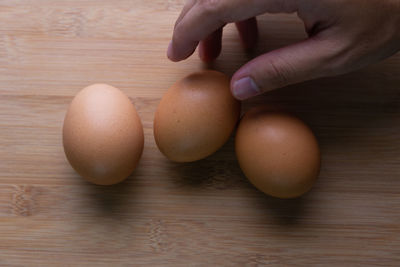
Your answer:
167;0;400;100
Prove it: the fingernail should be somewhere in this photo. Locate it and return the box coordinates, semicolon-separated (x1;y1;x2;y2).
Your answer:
232;77;260;100
167;41;174;60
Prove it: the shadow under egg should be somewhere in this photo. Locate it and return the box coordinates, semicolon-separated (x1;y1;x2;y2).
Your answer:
165;136;246;191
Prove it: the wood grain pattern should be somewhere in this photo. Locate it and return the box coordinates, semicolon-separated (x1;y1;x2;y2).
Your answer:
0;0;399;266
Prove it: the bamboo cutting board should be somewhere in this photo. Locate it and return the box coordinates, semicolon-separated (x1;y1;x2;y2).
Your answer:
1;1;399;266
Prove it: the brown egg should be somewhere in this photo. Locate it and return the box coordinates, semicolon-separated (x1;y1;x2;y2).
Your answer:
235;107;320;198
154;70;240;162
63;84;144;185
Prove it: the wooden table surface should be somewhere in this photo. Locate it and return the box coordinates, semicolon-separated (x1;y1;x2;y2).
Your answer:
1;1;399;266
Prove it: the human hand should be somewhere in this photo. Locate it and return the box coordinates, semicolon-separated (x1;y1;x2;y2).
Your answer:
167;0;400;100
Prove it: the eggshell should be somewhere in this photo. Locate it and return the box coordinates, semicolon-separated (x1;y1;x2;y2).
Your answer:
154;70;240;162
63;84;144;185
235;107;320;198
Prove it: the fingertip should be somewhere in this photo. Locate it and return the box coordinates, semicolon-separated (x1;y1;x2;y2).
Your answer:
167;41;173;60
167;41;179;62
167;39;199;62
231;76;261;100
198;28;223;63
198;43;211;63
198;41;218;63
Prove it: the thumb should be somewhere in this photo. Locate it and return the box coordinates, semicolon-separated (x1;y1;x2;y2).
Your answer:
231;37;339;100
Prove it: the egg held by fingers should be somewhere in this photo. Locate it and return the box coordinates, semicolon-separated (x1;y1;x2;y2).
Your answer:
154;70;240;162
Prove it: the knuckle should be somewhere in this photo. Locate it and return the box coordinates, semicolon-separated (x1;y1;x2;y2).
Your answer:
321;40;356;76
274;0;298;13
323;60;347;76
197;0;225;16
308;36;350;77
263;58;293;88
